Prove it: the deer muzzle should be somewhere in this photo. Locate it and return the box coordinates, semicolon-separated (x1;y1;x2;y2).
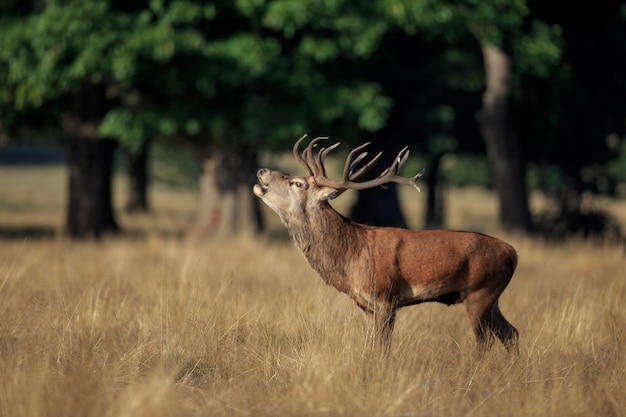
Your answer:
253;168;269;197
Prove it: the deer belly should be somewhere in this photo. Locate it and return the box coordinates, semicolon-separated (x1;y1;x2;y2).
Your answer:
399;284;467;306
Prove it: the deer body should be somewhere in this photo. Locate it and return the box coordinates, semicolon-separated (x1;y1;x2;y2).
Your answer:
254;136;519;354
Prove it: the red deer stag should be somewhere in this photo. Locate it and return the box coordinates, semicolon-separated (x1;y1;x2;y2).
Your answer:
253;135;519;355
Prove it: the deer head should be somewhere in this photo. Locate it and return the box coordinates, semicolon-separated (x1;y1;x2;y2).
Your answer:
253;134;423;226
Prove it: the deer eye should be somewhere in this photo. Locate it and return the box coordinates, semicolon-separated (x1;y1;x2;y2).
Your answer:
290;180;304;188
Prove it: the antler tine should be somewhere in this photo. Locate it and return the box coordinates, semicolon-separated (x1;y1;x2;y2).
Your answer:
397;146;410;167
293;134;313;176
348;152;365;171
349;151;383;181
379;146;425;191
304;136;330;176
320;142;341;162
348;152;369;177
398;167;425;192
291;136;423;193
372;147;423;191
312;142;424;193
339;142;374;180
386;146;409;175
316;142;341;178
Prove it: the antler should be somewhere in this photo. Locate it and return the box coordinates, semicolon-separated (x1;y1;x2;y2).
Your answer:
293;134;314;176
293;135;424;193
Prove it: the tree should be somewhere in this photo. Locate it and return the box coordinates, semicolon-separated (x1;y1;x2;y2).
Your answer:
522;1;626;228
469;1;565;232
188;0;396;236
0;0;398;239
0;0;208;237
478;42;532;232
382;0;563;233
12;0;615;239
0;1;125;237
346;25;485;228
124;139;150;212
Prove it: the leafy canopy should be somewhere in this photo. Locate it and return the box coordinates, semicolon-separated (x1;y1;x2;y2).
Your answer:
0;0;394;152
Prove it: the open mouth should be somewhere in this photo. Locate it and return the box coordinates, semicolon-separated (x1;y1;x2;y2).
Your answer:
253;180;268;196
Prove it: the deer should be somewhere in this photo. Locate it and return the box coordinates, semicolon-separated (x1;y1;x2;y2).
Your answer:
253;135;519;356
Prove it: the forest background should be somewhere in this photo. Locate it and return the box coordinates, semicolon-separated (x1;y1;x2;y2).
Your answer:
1;0;625;239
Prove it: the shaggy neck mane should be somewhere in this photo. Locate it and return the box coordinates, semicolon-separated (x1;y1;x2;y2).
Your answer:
286;202;366;283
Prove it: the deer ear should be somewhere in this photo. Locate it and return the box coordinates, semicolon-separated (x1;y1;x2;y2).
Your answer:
318;186;342;201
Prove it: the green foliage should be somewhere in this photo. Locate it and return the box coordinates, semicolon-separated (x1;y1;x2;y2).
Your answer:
0;0;395;154
463;0;528;45
382;0;459;37
100;109;146;151
264;0;387;58
441;154;492;188
526;163;563;195
0;0;212;148
205;34;281;79
513;21;562;78
335;84;392;132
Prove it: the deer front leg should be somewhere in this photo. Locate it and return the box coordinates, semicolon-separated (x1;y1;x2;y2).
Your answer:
363;305;397;356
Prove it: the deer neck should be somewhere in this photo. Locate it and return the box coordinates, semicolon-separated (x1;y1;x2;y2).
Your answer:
286;202;365;287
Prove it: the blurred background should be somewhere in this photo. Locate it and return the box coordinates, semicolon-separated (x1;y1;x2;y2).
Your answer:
1;0;625;241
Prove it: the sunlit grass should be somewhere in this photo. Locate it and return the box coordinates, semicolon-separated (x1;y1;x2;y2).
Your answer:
0;165;625;416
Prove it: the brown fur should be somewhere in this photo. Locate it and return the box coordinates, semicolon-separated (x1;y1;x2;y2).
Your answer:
253;166;519;355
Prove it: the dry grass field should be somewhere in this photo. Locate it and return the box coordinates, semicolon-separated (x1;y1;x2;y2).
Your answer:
0;165;625;417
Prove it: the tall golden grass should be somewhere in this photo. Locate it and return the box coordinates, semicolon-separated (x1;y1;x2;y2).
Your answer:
0;166;625;417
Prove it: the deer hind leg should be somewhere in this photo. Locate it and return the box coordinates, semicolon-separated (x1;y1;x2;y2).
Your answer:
465;294;518;355
489;301;519;354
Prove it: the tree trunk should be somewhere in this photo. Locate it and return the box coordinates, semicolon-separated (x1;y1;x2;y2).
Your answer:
191;145;263;239
125;139;150;212
479;42;532;233
424;155;444;229
349;140;408;228
349;185;407;228
66;137;119;239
